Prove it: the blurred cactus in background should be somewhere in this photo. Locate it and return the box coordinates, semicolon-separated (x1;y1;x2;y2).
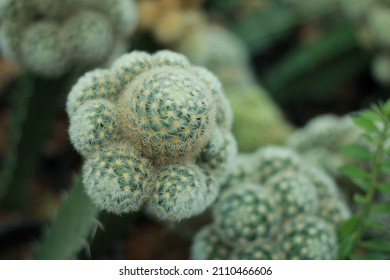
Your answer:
192;146;349;260
67;50;237;221
0;0;138;78
340;0;390;86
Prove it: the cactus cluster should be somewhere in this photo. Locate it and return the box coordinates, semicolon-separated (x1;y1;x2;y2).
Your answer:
287;114;362;176
0;0;138;78
339;0;390;85
67;50;237;221
192;146;349;260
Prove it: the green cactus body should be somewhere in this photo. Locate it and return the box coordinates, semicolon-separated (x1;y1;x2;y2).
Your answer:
68;50;236;220
20;22;71;78
146;164;208;221
277;215;337;260
83;143;152;215
317;198;351;226
0;0;138;78
214;184;281;244
254;146;303;184
231;241;284;260
223;154;258;189
264;171;318;219
68;99;118;156
191;225;233;260
61;10;114;64
66;69;121;115
118;66;216;165
198;129;237;182
301;166;338;202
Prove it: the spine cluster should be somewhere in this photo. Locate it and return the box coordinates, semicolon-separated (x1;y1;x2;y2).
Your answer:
67;50;237;221
0;0;138;78
192;146;349;260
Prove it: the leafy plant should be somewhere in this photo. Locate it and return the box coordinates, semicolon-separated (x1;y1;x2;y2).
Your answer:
338;98;390;259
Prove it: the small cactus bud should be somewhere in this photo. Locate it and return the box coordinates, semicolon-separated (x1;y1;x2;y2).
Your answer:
191;225;233;260
214;184;281;244
61;10;114;64
254;146;303;183
264;171;318;219
277;215;337;260
231;241;284;260
68;99;118;157
83;142;152;215
146;164;209;221
20;22;70;78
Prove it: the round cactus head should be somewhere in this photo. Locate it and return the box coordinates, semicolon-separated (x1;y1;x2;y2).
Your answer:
277;215;337;260
264;171;318;220
67;50;236;220
214;184;281;244
191;225;233;260
231;240;284;260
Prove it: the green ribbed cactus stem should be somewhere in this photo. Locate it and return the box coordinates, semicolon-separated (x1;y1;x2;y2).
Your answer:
146;164;209;222
231;241;284;260
277;215;338;260
264;171;318;219
254;146;303;184
301;166;338;202
214;184;281;244
191;225;233;260
83;143;152;215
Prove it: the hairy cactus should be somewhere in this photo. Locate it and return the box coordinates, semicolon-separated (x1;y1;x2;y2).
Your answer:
67;50;237;221
264;171;318;219
214;184;281;244
231;241;284;260
191;225;233;260
287;114;361;175
254;146;303;183
192;145;349;260
0;0;138;77
277;215;338;260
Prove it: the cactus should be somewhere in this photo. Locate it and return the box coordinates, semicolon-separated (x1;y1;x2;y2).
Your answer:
277;215;338;260
231;241;284;260
0;0;138;78
33;176;99;259
191;225;233;260
254;146;303;183
264;171;318;219
372;53;390;86
67;50;237;221
214;184;281;244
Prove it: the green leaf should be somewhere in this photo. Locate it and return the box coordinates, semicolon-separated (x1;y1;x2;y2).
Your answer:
341;144;372;160
371;202;390;214
339;164;369;187
338;233;358;259
384;99;390;117
353;115;379;133
353;252;390;260
338;215;359;240
360;239;390;252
